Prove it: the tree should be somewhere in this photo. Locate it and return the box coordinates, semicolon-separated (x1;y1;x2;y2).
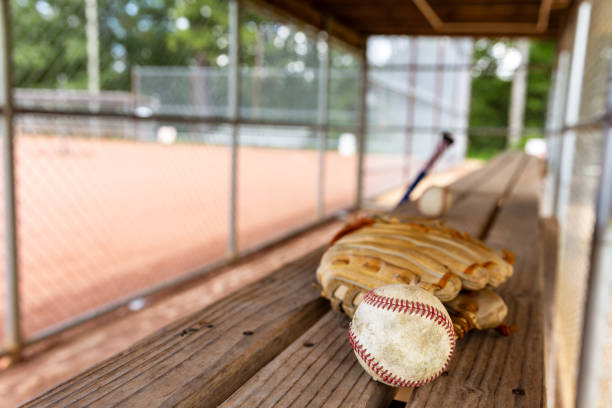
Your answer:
11;0;354;105
525;40;556;131
12;0;88;89
12;0;234;90
467;38;555;158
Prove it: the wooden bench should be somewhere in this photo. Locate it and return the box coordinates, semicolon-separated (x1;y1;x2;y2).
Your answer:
23;152;550;407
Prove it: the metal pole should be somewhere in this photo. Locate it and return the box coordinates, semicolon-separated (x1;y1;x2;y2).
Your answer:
403;38;418;181
228;0;240;258
85;0;100;138
316;26;330;219
448;40;460;165
0;0;21;363
355;42;368;208
85;0;100;93
575;39;612;408
432;38;446;137
461;39;474;160
556;1;591;222
131;65;140;141
549;51;570;217
507;39;530;147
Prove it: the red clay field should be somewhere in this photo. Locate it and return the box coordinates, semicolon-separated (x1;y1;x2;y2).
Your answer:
0;134;382;338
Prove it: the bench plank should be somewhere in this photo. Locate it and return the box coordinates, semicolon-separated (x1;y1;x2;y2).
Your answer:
540;217;559;407
24;152;543;408
405;156;544;407
394;151;526;238
221;311;394;408
448;151;518;196
224;153;530;407
433;151;526;238
21;249;329;408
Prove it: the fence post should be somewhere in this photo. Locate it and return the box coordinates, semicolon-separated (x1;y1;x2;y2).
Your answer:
547;51;570;217
316;24;330;219
507;38;530;148
403;38;418;181
432;38;446;138
556;1;590;222
355;42;368;208
0;0;21;363
228;0;240;258
131;66;140;140
85;0;99;93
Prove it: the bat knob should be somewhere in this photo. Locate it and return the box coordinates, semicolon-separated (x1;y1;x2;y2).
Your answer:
442;131;454;145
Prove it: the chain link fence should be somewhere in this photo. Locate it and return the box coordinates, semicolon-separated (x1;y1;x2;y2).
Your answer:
365;36;472;198
0;0;475;359
545;1;612;406
14;115;234;337
3;1;610;406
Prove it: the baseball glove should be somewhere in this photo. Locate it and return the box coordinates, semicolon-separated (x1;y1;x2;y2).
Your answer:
316;215;515;336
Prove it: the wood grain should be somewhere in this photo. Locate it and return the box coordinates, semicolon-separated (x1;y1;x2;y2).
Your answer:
391;152;514;223
405;156;544;407
540;217;559;407
395;151;526;238
222;152;530;407
221;311;394;408
23;153;545;408
447;151;516;197
21;249;330;408
439;152;526;239
284;0;569;37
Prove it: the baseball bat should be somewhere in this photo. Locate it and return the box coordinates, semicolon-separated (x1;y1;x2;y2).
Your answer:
397;131;454;207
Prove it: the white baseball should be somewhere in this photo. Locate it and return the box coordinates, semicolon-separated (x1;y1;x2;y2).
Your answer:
348;284;456;387
418;185;454;217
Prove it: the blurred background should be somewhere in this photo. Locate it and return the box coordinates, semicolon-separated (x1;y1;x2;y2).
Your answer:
0;0;609;407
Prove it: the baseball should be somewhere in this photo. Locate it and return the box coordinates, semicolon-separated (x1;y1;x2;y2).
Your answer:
348;284;455;387
418;185;454;217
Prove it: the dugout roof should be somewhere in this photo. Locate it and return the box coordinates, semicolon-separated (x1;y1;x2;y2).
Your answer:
253;0;575;49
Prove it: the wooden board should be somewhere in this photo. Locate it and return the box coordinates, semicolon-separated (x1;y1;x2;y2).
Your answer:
540;217;559;407
404;156;544;407
446;151;517;197
395;151;526;239
223;152;532;407
391;152;515;222
24;153;544;408
221;312;394;408
441;152;527;239
264;0;570;38
21;249;330;408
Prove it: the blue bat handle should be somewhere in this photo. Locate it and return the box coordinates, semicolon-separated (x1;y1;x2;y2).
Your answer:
397;170;425;206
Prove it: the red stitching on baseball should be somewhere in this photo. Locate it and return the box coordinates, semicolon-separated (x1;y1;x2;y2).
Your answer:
348;291;456;388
